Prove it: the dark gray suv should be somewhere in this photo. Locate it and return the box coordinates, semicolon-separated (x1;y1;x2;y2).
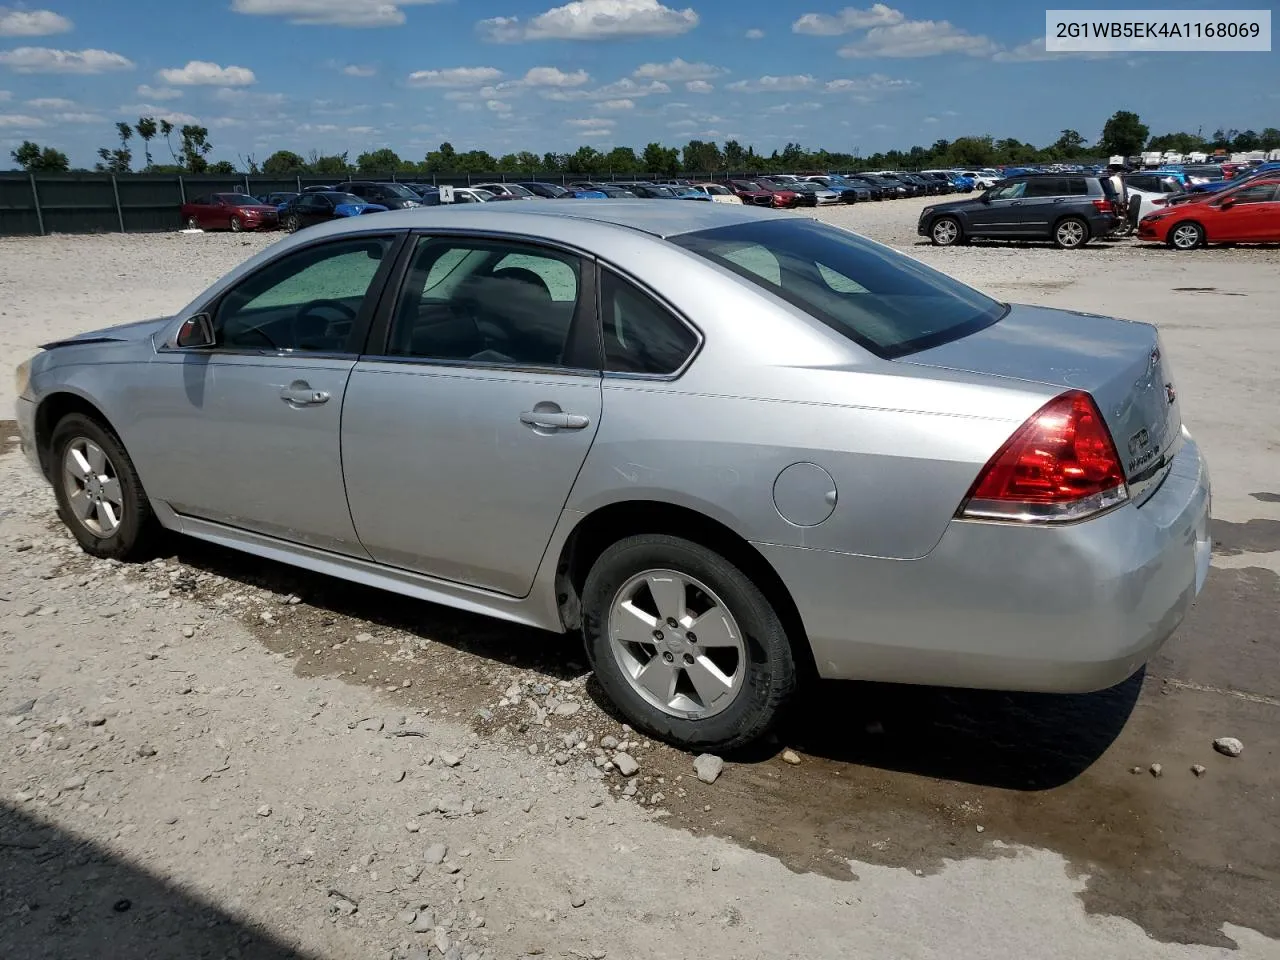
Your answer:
918;174;1119;249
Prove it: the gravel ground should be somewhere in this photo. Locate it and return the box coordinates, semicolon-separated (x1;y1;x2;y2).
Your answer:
2;203;1279;960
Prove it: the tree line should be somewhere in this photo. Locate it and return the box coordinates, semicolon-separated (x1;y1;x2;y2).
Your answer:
10;111;1279;177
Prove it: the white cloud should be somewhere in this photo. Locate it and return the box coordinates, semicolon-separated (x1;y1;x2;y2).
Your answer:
456;102;478;111
136;84;182;101
992;37;1112;62
766;101;820;113
53;111;106;123
0;90;10;100
232;0;443;28
632;57;724;81
922;115;938;123
347;124;376;134
566;116;614;127
667;119;696;129
745;28;764;39
0;47;134;73
725;74;816;93
599;98;634;110
823;73;917;100
407;66;503;87
486;99;513;113
792;4;902;35
26;96;75;109
522;65;589;87
478;0;698;42
118;103;199;124
343;64;377;76
579;127;611;137
158;61;256;86
542;76;669;101
0;7;72;36
294;122;339;134
839;19;997;57
0;112;44;127
685;80;714;94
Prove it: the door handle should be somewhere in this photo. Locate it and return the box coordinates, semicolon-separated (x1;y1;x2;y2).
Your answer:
280;381;330;406
520;410;590;430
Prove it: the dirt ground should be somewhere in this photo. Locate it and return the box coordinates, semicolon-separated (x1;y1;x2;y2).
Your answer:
2;199;1278;960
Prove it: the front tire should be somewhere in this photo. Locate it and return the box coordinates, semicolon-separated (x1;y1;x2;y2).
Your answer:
285;214;301;233
185;215;201;230
1054;216;1089;249
582;534;795;751
1168;221;1204;250
51;414;158;561
930;216;963;246
229;215;243;232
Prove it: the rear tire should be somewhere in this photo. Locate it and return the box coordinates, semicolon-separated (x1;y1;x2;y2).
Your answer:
50;414;158;561
930;216;963;247
582;534;796;751
1054;216;1089;249
185;215;201;230
285;214;300;233
1168;221;1204;250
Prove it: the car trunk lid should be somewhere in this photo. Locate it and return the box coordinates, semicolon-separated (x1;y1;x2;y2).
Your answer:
902;303;1182;502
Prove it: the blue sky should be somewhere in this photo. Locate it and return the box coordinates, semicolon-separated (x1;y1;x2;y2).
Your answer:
0;0;1275;167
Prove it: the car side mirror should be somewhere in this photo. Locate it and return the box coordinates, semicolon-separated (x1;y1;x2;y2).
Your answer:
1219;197;1235;209
980;193;992;203
175;313;215;349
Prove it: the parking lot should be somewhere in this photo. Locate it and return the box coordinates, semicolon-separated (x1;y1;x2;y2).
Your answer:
2;198;1278;960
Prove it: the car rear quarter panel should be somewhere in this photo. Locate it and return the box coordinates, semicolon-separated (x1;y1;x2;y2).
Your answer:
568;240;1060;560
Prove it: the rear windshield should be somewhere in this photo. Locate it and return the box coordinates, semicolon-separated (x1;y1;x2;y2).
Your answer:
669;218;1006;359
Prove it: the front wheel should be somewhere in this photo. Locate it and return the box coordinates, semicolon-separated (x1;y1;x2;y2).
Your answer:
229;215;243;232
1168;221;1204;250
930;216;963;246
185;215;201;230
285;213;301;233
50;414;158;561
582;534;796;751
1054;217;1089;249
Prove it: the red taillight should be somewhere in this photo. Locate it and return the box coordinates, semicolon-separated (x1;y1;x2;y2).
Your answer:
959;391;1129;523
1092;198;1113;214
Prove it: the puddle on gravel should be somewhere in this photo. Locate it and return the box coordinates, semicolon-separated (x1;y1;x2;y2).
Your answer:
25;494;1280;950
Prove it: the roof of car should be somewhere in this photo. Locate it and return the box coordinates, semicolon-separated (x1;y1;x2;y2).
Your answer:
317;197;784;239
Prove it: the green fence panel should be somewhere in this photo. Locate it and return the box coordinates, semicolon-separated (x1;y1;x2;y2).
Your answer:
0;176;41;236
116;176;186;232
29;175;119;234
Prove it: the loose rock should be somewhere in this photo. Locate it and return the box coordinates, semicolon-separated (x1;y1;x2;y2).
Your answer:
256;804;272;817
693;754;724;784
613;752;640;777
425;842;448;865
1149;763;1163;778
781;749;801;765
1191;764;1207;777
1213;737;1244;758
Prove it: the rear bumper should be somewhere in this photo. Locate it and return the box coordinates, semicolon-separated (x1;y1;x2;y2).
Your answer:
759;435;1211;693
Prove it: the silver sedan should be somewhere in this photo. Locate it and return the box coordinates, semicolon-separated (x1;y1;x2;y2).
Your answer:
13;202;1212;750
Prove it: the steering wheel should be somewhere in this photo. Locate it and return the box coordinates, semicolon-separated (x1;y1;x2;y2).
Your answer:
293;298;358;350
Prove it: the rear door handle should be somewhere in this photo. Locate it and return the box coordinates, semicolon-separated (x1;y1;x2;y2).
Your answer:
280;381;330;406
520;410;590;430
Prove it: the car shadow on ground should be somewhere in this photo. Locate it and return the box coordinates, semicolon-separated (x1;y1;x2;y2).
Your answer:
768;671;1143;791
0;802;316;960
154;534;1138;793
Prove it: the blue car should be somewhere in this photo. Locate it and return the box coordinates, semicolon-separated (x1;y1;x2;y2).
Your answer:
948;173;975;192
1182;161;1280;194
281;191;387;232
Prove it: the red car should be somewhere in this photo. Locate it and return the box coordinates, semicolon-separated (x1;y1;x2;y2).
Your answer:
728;179;799;209
1138;176;1280;250
181;193;279;232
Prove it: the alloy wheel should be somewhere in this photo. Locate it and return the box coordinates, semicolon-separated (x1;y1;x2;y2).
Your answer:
932;219;959;245
62;438;124;538
229;216;243;232
186;216;200;229
607;569;747;720
1172;224;1201;250
1056;219;1086;248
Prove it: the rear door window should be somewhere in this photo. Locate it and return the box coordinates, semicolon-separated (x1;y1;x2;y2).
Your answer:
600;270;698;375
